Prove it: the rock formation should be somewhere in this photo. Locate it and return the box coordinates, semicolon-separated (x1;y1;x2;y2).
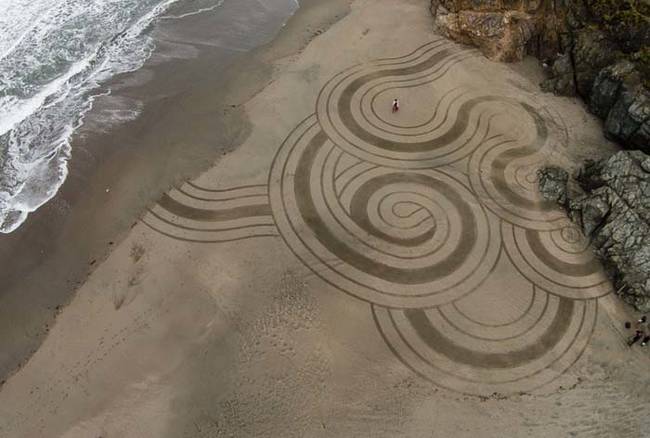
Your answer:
537;166;568;205
430;0;563;62
539;151;650;312
541;27;623;97
430;0;650;151
431;3;538;62
431;1;650;310
539;0;649;151
591;61;650;152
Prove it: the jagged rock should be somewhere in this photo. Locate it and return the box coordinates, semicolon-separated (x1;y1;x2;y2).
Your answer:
572;29;623;98
589;61;637;119
577;150;650;218
575;158;605;189
604;86;650;152
433;0;542;14
538;6;649;151
537;166;569;205
542;28;622;97
429;0;649;151
567;189;610;237
590;61;650;152
540;53;575;95
430;0;547;62
545;151;650;312
433;8;538;62
541;34;650;152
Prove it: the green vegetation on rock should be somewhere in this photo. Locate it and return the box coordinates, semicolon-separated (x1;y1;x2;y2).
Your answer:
632;46;650;88
588;0;650;52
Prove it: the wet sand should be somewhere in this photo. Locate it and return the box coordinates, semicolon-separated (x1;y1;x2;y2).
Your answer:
0;0;350;381
1;0;649;436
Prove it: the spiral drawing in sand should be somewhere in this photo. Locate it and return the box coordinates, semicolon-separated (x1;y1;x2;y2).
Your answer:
143;39;612;396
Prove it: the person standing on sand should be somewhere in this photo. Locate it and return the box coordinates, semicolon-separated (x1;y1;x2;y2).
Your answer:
392;98;400;113
634;316;647;332
628;330;644;346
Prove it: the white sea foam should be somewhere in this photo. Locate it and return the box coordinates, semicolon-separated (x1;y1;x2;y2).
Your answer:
0;56;93;138
0;0;225;233
160;0;225;20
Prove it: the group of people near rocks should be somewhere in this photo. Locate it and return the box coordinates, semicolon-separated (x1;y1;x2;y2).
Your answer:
627;316;649;347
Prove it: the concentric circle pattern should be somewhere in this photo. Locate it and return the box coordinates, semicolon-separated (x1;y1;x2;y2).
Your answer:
502;222;611;300
270;117;501;308
316;40;503;168
372;294;597;395
133;39;613;396
467;110;571;231
268;40;612;396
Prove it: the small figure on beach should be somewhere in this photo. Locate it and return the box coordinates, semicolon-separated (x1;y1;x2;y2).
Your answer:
628;330;644;346
392;98;400;113
634;315;648;332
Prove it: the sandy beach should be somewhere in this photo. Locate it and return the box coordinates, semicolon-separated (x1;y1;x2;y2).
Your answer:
0;0;349;379
1;0;649;436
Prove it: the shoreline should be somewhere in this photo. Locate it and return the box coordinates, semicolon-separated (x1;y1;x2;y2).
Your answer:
0;0;352;383
1;0;649;436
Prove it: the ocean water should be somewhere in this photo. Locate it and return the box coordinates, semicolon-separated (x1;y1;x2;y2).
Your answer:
0;0;226;233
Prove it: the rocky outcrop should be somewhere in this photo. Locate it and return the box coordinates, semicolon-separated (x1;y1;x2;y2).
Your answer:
541;28;623;97
591;61;650;152
540;31;650;152
432;6;538;62
539;151;650;312
542;53;575;95
430;0;650;151
540;1;650;150
537;166;568;205
430;0;568;61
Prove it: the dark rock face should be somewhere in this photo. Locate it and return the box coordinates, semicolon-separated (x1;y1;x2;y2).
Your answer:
541;53;575;95
430;0;650;151
539;2;649;151
589;61;636;119
537;166;569;205
590;61;650;152
433;9;537;61
605;90;650;152
573;29;621;97
540;151;650;312
430;0;549;62
541;28;623;97
430;0;571;61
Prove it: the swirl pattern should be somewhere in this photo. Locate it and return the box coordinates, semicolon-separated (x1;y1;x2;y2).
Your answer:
372;294;597;395
269;116;501;308
502;223;611;300
269;40;612;395
145;39;613;396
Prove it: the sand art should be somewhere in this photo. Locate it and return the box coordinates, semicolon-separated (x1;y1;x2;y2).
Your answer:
142;39;613;396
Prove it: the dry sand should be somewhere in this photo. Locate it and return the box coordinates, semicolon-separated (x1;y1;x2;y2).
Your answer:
1;0;650;437
0;0;349;381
